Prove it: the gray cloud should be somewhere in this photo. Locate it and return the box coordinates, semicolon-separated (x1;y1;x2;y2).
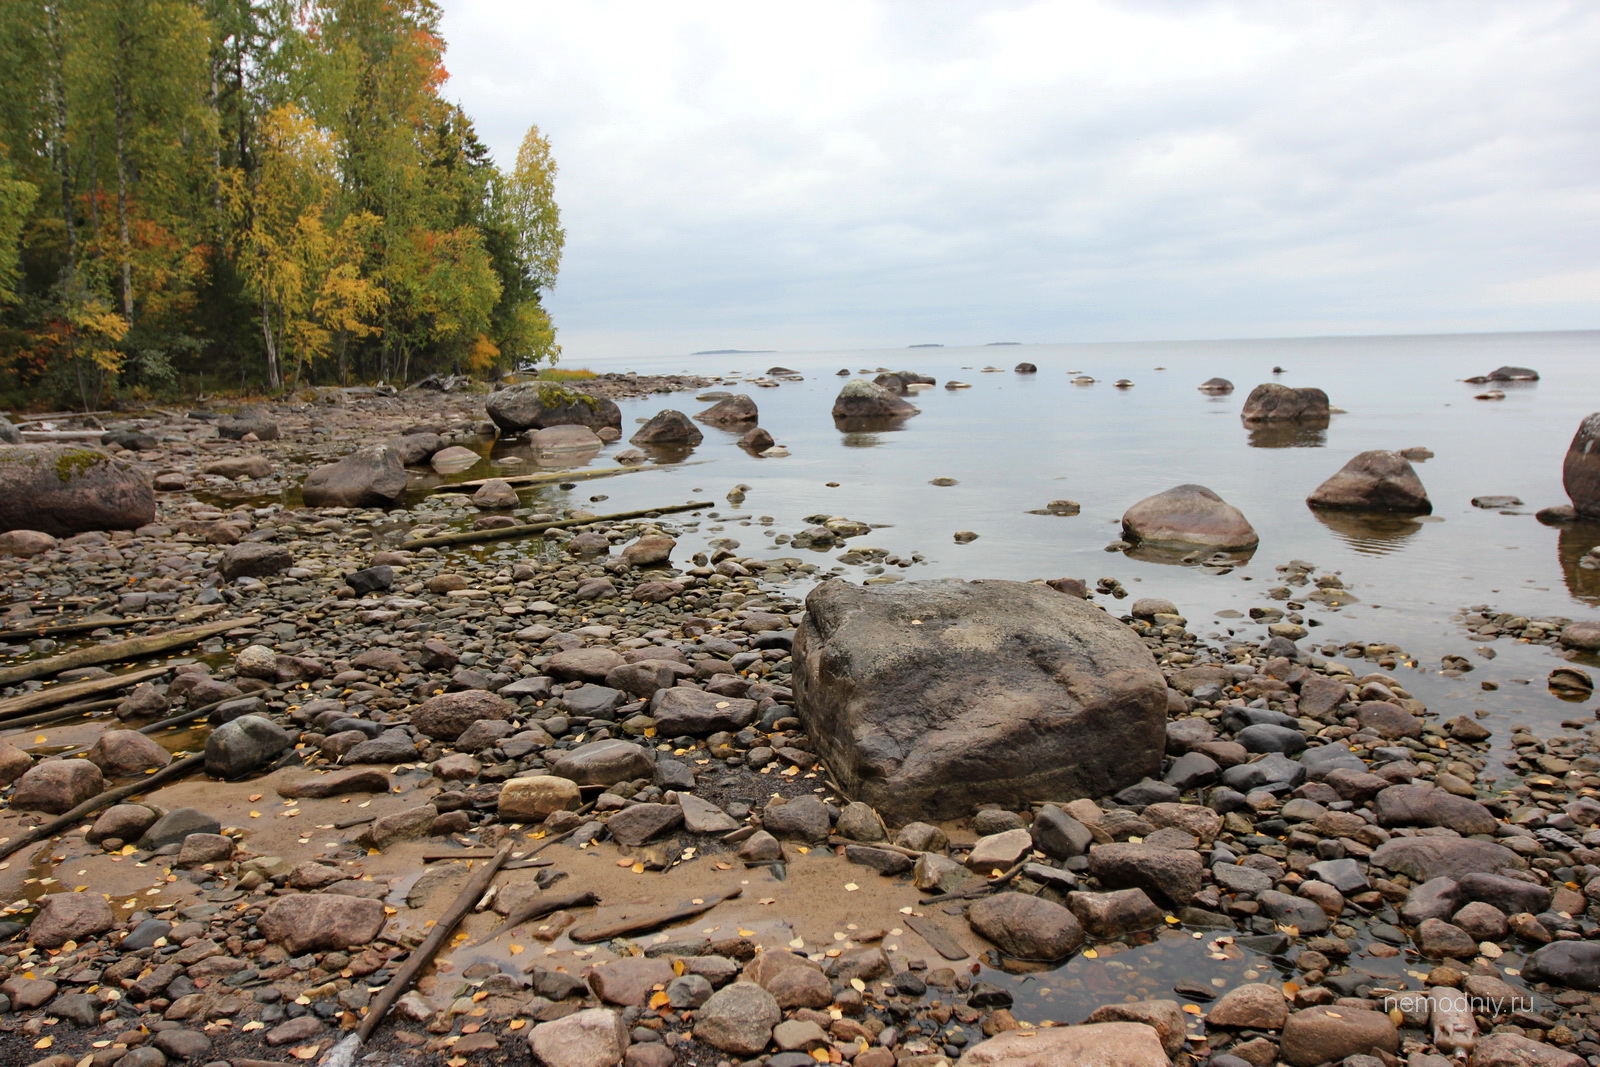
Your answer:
441;0;1600;358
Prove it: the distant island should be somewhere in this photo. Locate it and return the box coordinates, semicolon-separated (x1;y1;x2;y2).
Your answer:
691;349;776;355
908;343;944;348
985;341;1022;346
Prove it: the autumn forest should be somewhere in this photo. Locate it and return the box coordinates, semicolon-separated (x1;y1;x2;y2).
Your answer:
0;0;564;409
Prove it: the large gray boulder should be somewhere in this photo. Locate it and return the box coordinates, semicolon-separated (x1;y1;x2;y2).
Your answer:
831;379;918;419
792;578;1166;821
1564;413;1600;519
205;715;292;779
1121;484;1258;551
696;394;758;425
0;418;21;443
631;409;703;445
1306;450;1432;513
0;446;155;536
487;383;621;435
1240;383;1330;422
301;445;407;507
216;407;279;440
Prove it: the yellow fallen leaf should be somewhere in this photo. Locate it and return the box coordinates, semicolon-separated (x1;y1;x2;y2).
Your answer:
291;1047;320;1061
738;929;756;937
249;811;261;819
1083;948;1098;958
509;1019;526;1030
631;862;645;874
242;1021;265;1032
844;883;859;892
850;978;866;992
648;991;670;1009
509;944;524;955
33;1037;52;1049
1182;1004;1203;1015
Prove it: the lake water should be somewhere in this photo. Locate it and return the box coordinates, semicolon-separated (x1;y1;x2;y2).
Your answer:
549;329;1600;752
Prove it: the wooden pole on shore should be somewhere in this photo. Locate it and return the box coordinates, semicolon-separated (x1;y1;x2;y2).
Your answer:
0;615;259;688
400;501;712;550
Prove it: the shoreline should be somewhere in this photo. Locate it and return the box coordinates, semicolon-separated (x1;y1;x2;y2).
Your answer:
0;384;1598;1066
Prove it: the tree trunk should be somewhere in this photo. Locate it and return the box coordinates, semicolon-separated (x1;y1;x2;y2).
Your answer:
112;19;135;323
43;4;75;261
260;292;281;391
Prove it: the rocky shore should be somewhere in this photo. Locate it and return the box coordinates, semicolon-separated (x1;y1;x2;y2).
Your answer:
0;381;1599;1067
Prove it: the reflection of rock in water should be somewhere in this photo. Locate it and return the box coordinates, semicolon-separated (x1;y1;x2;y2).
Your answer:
629;443;696;466
1310;507;1423;556
1246;418;1329;448
1558;522;1600;603
834;415;912;444
1122;541;1256;568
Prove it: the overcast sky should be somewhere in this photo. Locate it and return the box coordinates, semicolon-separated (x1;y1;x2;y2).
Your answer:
439;0;1600;361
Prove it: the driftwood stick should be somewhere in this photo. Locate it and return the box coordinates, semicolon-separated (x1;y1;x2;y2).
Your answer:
355;842;513;1044
0;615;259;687
46;694;246;759
827;835;923;859
0;753;206;861
0;698;122;735
435;465;643;492
400;501;713;550
918;859;1030;905
0;614;179;638
0;666;173;721
470;887;601;945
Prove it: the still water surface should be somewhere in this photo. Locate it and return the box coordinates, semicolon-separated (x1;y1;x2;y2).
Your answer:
540;330;1600;749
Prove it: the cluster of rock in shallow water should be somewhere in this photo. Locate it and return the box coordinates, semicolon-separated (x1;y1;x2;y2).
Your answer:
0;376;1598;1066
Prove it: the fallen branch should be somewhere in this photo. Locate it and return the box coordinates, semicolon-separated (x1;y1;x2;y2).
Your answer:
470;886;600;945
434;465;641;492
321;842;514;1065
0;697;122;736
918;859;1030;905
0;615;259;688
0;666;172;721
828;835;923;859
0;753;206;861
0;614;178;639
569;886;742;943
400;502;713;550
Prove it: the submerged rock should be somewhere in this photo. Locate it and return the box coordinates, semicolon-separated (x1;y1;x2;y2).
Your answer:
792;578;1166;821
1306;450;1432;513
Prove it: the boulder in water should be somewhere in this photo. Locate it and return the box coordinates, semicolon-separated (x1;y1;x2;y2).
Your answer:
696;394;758;425
0;445;155;536
1563;413;1600;519
1121;484;1259;551
1240;383;1330;422
1486;365;1539;381
530;424;602;452
487;382;621;434
792;578;1166;821
631;409;703;445
1198;377;1234;393
1306;450;1432;513
831;379;918;419
302;445;407;507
